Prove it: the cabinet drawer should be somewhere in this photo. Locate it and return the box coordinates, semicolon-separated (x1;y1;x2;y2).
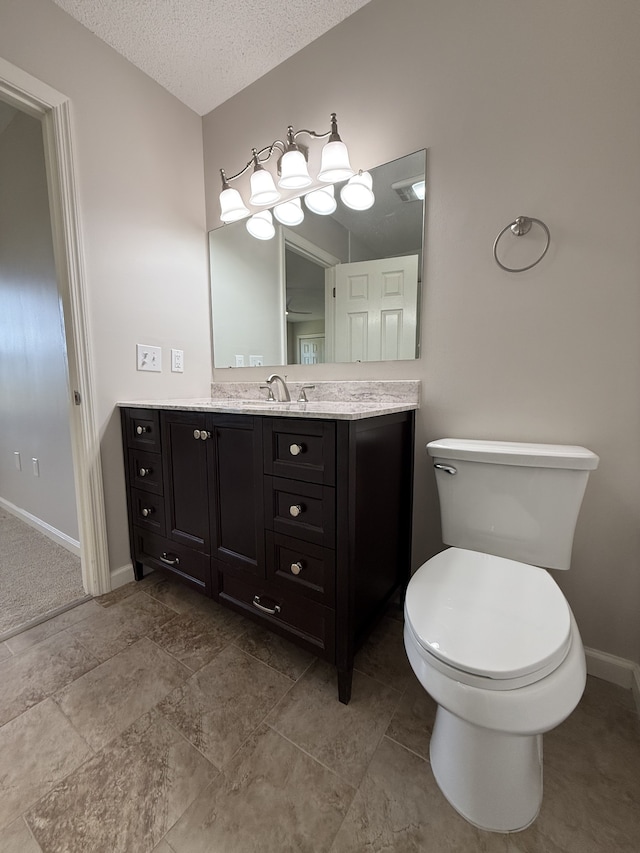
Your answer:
124;408;161;452
265;476;335;547
130;488;166;535
266;532;335;605
263;419;335;485
218;570;335;660
128;449;163;495
133;528;211;595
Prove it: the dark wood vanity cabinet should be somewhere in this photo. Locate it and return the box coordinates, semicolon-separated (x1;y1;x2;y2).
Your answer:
121;405;414;703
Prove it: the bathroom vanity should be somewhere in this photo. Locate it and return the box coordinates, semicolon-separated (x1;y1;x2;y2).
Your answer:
119;382;418;703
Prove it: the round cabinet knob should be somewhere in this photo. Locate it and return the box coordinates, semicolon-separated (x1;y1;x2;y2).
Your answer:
193;429;201;439
136;425;148;435
138;467;150;477
141;507;154;517
289;443;305;457
289;504;304;518
290;561;304;575
200;431;211;441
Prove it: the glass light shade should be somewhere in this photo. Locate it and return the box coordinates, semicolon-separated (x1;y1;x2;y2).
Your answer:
304;185;337;216
249;167;281;206
317;140;354;182
246;210;275;240
273;198;304;226
278;149;312;189
219;187;250;223
340;171;375;211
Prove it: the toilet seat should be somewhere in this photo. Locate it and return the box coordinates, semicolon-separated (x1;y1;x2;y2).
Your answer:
405;548;572;690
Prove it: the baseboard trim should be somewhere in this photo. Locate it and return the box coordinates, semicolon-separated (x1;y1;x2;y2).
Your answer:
0;496;80;556
585;646;640;715
110;561;135;590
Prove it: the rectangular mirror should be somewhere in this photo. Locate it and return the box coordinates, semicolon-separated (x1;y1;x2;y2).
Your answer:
209;149;426;367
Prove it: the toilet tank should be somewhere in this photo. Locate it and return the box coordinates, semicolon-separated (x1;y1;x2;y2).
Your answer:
427;439;599;570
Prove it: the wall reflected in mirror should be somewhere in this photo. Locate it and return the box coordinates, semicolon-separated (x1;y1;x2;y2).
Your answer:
209;149;426;368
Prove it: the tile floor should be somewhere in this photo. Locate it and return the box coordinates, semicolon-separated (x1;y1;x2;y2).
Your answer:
0;573;638;852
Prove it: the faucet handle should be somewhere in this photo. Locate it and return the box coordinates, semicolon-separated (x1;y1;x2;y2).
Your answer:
260;384;276;401
297;385;315;403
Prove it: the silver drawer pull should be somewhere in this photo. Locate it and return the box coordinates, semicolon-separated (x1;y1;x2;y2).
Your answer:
289;443;305;456
138;467;151;477
141;507;154;517
290;561;304;576
434;463;457;475
289;504;304;518
136;425;149;435
160;553;180;567
252;595;281;616
193;429;201;439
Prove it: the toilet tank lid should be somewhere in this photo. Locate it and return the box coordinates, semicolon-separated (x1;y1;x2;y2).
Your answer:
427;438;599;470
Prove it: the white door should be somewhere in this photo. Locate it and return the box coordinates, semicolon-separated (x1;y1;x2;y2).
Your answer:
333;255;418;362
298;335;325;364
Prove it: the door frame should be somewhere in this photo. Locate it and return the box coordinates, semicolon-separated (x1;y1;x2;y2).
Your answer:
0;57;110;595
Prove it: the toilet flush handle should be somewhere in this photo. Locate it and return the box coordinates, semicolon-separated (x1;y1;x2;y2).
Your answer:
434;463;457;475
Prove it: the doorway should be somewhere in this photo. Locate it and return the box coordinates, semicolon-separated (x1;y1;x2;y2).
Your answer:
0;57;110;624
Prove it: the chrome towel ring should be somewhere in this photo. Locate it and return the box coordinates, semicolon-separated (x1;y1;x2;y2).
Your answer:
493;216;550;273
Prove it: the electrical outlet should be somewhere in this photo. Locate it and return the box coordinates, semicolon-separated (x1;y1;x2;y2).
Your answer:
137;344;162;372
235;355;245;367
249;355;264;367
171;348;184;373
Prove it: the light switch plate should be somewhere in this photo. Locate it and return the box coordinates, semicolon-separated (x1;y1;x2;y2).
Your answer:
137;344;162;372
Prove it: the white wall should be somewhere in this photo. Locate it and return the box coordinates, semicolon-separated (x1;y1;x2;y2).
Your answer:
202;0;640;665
0;108;78;539
0;0;212;577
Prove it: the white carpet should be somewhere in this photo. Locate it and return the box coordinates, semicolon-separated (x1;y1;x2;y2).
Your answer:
0;510;86;635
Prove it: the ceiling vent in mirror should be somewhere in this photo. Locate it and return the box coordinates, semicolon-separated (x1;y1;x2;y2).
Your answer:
392;176;425;202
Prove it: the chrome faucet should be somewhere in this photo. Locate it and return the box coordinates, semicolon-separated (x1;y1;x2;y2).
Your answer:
265;373;291;402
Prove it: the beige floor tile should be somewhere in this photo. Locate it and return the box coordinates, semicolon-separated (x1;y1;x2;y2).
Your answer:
158;644;293;769
0;641;12;662
385;674;437;760
0;818;43;853
267;660;401;787
354;616;414;693
25;710;217;853
166;725;354;853
152;841;176;853
53;637;190;751
146;579;245;633
93;578;159;608
0;631;99;726
233;621;316;680
147;608;245;672
0;699;92;831
66;591;176;662
329;735;493;852
5;601;102;654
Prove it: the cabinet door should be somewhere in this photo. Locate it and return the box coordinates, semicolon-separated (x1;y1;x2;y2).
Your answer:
210;414;264;576
162;410;211;553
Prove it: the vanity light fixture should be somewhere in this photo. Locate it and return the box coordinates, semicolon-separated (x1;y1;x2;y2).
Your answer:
246;209;275;240
273;197;304;226
340;170;375;211
304;185;337;215
218;112;357;227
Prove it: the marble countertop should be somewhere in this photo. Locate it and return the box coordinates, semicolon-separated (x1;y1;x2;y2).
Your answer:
117;380;420;421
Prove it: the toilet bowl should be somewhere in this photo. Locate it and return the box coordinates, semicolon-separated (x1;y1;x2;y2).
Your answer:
404;438;598;833
404;548;586;832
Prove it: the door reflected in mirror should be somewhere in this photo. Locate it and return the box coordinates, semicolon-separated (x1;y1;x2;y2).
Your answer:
209;149;426;368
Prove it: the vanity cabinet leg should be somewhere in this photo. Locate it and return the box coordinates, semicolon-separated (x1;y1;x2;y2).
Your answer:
133;559;144;581
337;666;353;704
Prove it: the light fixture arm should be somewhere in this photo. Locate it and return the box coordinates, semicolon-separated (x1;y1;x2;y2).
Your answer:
220;114;345;187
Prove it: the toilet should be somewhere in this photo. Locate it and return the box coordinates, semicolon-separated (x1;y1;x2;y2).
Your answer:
404;438;599;833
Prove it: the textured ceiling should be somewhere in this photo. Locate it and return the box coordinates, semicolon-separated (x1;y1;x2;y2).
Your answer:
51;0;373;115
